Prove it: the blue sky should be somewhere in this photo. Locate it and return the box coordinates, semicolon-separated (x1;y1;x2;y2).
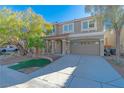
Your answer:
0;5;89;23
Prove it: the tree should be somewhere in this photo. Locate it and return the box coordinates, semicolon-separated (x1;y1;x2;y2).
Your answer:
85;5;124;63
18;8;53;56
0;7;53;56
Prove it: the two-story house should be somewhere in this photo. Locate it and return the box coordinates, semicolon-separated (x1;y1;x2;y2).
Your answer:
45;16;104;56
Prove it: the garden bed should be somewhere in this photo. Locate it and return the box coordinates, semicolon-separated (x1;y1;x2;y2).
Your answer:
105;56;124;78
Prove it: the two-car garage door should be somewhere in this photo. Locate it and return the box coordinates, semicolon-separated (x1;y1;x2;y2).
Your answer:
70;40;100;56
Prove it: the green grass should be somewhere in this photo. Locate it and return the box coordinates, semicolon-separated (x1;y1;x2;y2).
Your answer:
9;58;51;70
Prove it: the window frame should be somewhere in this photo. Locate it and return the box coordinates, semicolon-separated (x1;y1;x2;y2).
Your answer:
89;20;96;28
51;25;56;35
63;23;74;33
63;25;68;33
81;19;97;32
81;20;89;31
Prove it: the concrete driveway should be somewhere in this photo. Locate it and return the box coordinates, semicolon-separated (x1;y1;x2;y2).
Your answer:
0;55;124;88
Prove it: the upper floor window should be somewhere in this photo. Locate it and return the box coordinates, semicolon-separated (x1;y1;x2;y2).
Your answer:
81;19;96;31
104;19;112;31
89;20;95;28
63;23;74;33
52;26;56;33
64;25;68;32
69;24;73;31
82;21;88;29
49;25;56;35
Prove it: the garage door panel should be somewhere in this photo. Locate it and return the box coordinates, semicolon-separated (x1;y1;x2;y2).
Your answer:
70;40;100;56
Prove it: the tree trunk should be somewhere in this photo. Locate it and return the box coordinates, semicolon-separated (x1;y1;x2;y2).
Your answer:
35;47;40;58
16;43;28;56
115;30;121;63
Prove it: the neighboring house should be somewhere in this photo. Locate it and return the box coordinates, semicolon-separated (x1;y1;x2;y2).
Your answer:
104;30;116;48
104;29;124;54
44;16;104;56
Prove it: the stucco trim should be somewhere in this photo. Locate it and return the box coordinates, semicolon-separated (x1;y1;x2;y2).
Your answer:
69;32;104;38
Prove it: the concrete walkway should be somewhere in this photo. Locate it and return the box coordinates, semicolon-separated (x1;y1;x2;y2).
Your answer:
0;55;124;88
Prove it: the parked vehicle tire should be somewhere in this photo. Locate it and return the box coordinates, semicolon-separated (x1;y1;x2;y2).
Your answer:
14;49;18;52
2;49;6;52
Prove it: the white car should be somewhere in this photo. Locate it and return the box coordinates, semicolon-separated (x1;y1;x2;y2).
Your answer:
0;45;18;52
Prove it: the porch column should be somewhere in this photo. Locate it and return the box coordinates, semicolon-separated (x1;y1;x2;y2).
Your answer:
100;39;104;56
62;39;66;55
51;40;55;54
54;40;57;54
66;40;70;54
46;40;49;54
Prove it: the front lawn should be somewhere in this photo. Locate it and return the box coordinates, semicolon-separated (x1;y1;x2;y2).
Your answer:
9;58;51;74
